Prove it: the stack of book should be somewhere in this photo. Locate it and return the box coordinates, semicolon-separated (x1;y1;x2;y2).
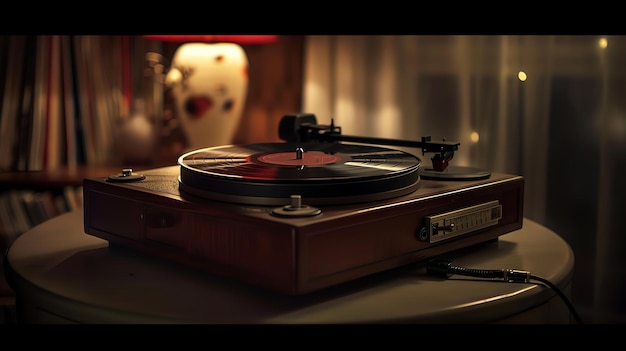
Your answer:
0;35;157;173
0;185;82;253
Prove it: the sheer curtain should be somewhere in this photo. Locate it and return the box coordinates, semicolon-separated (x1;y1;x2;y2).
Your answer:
302;35;626;323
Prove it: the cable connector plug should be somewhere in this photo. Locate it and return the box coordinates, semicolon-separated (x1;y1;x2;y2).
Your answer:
427;259;530;282
503;269;530;283
426;259;453;278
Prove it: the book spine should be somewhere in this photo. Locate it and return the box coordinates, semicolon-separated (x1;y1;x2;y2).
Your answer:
28;36;51;171
0;36;26;171
16;36;38;171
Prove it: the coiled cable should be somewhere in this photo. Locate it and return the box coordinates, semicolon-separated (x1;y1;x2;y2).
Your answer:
427;259;583;324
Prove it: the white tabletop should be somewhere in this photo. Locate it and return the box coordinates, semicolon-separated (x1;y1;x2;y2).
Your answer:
6;210;574;324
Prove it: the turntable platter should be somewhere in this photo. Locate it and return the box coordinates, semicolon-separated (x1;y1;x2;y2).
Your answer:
419;165;491;180
178;142;422;206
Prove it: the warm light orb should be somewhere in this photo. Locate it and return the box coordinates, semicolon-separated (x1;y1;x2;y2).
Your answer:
598;37;608;49
518;71;527;82
470;131;480;143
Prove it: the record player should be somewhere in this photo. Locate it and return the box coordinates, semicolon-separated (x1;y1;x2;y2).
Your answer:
83;114;524;295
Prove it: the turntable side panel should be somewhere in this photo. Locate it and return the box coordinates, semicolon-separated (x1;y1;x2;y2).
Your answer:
83;178;299;294
295;175;524;294
85;191;144;240
182;215;296;288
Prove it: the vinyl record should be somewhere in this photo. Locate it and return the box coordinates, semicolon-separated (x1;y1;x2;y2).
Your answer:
178;142;422;205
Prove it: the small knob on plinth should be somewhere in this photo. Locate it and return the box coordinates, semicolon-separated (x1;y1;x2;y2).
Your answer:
271;195;321;217
290;194;302;208
107;168;146;182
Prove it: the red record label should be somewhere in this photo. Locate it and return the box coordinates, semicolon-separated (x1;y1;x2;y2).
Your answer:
258;151;339;166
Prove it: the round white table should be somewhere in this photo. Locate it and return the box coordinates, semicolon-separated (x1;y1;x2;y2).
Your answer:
5;210;575;324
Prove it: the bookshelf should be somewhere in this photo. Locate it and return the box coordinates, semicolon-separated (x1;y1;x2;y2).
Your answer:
0;166;130;190
0;35;304;323
0;166;130;324
0;165;147;253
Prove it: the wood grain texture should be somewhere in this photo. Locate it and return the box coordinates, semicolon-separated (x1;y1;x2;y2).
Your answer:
234;35;305;144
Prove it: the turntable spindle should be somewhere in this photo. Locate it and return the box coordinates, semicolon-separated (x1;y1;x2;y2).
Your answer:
296;147;304;160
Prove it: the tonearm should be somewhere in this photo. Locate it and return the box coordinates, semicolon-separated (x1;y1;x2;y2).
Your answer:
278;114;459;172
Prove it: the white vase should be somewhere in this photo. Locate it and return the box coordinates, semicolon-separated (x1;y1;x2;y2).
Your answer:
165;42;248;150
